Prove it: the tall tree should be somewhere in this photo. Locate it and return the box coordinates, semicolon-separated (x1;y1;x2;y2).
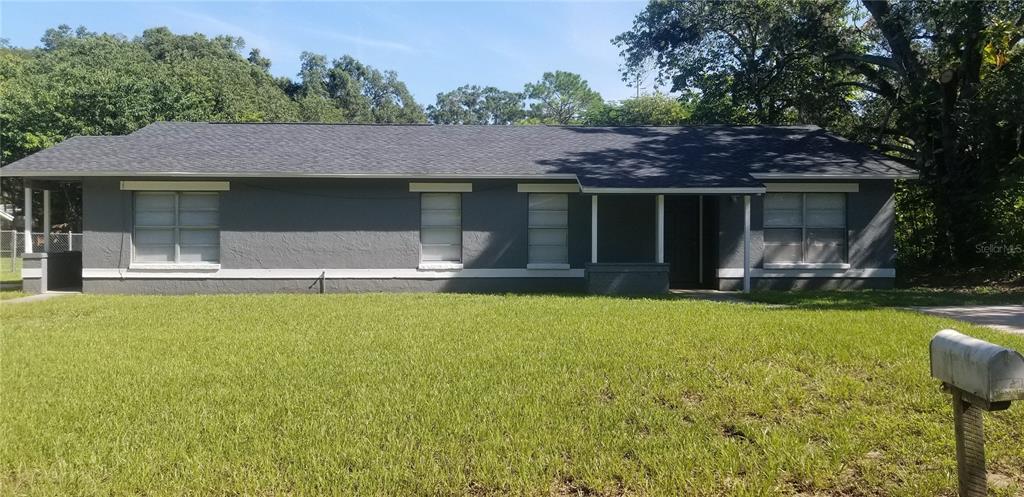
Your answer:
1;25;429;229
427;85;524;124
615;0;1024;271
585;93;691;126
826;1;1024;267
294;53;426;123
614;0;858;126
523;71;603;125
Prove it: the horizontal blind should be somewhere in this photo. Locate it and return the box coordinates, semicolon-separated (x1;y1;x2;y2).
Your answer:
528;193;568;265
134;192;219;264
763;192;846;264
420;193;462;263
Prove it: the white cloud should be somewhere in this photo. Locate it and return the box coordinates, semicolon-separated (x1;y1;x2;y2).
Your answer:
306;28;417;54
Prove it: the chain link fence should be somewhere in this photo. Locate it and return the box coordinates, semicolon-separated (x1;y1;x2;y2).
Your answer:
1;230;83;278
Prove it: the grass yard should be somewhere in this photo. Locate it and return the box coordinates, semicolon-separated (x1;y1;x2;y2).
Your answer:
0;258;21;283
746;287;1024;308
2;294;1024;496
0;290;27;301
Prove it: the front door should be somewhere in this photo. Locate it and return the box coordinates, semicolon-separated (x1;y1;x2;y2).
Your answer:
665;196;701;288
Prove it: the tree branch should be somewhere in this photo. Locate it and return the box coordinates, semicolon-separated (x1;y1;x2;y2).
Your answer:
872;142;917;157
831;81;888;96
861;0;927;83
828;52;902;73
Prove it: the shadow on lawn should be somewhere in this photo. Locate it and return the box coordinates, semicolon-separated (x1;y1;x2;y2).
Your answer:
742;288;1024;310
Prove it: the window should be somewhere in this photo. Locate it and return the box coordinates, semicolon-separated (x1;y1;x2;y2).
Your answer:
528;193;569;266
133;192;220;264
763;193;846;265
420;193;462;265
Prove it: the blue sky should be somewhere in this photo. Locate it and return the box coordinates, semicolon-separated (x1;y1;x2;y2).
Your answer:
0;1;649;104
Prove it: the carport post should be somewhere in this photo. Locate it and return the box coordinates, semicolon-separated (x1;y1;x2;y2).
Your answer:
742;195;751;293
655;194;664;263
43;189;51;252
23;186;32;254
591;195;598;263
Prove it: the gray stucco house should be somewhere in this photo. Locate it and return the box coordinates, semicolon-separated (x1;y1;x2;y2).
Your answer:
2;122;917;294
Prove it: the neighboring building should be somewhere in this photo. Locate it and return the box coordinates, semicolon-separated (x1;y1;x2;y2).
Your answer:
0;122;917;294
0;204;14;228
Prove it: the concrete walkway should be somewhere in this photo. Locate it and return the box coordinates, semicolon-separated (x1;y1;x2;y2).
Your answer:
912;305;1024;335
1;291;78;305
668;289;745;302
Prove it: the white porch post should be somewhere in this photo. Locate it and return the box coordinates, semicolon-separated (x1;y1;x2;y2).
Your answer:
743;194;751;293
23;186;32;254
698;195;704;284
655;194;665;263
43;189;51;252
591;195;598;263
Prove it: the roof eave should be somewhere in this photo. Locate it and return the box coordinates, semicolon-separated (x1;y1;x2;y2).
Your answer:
750;172;919;180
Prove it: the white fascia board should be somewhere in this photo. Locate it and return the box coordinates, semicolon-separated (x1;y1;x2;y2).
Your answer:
9;171;581;180
750;173;919;180
120;181;230;191
409;182;473;192
517;183;580;193
717;268;895;278
764;183;859;193
83;268;586;279
580;187;766;194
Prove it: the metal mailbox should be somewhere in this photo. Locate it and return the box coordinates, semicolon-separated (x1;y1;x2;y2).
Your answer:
930;329;1024;407
929;329;1024;497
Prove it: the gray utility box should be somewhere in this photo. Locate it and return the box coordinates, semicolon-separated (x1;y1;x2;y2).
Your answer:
929;329;1024;497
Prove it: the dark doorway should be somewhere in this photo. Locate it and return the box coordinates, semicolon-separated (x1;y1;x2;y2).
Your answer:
665;196;716;288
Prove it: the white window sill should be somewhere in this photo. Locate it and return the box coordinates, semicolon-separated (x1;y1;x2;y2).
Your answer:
763;263;850;270
128;263;221;272
417;262;464;271
527;263;571;270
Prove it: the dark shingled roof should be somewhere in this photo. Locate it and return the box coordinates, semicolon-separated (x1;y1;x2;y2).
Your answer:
1;122;917;189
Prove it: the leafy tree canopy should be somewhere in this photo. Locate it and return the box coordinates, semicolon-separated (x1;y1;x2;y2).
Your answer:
427;85;524;125
0;25;426;227
614;0;858;126
523;71;603;125
585;93;691;126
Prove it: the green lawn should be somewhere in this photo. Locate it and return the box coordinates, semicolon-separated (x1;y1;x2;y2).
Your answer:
0;290;27;301
0;258;21;283
2;294;1023;496
747;287;1024;308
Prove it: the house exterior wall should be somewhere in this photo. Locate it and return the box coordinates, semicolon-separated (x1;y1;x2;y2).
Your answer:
81;178;589;294
78;177;899;294
716;180;896;290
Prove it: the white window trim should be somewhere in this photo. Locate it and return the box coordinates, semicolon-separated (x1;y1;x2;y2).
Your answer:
409;182;472;192
417;262;464;271
121;181;229;191
128;263;221;271
763;262;850;270
717;268;894;278
765;183;858;193
527;263;571;270
517;183;579;193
